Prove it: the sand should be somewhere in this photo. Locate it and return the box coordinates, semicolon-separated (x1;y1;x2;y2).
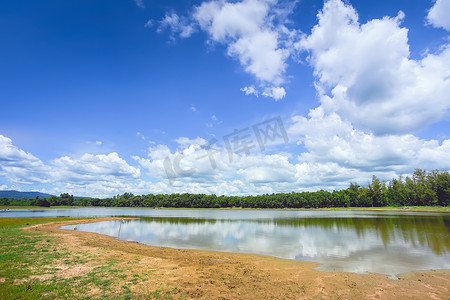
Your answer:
26;218;450;299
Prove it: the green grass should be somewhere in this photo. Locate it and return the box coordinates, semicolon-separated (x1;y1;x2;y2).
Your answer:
0;219;116;299
0;218;81;299
0;218;185;299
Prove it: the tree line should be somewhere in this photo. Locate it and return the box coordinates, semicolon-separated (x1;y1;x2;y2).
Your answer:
1;169;449;208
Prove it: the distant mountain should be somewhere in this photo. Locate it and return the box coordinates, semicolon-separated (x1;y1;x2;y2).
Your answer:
0;190;92;200
0;190;55;199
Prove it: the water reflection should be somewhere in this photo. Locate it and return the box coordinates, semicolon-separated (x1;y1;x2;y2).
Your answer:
62;214;450;275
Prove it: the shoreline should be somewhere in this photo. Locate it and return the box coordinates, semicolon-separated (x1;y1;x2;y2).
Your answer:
2;205;450;213
17;217;450;299
54;218;450;276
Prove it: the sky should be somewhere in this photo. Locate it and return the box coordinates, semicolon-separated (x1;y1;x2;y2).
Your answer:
0;0;449;198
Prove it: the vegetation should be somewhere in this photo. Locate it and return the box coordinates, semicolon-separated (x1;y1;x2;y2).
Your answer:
1;169;449;209
0;218;183;299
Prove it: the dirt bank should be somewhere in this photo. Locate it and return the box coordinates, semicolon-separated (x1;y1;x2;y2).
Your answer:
27;218;450;299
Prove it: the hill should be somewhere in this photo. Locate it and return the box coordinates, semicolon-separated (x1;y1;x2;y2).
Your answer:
0;190;54;199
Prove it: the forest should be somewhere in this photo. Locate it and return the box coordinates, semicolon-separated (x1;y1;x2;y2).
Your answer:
1;169;449;208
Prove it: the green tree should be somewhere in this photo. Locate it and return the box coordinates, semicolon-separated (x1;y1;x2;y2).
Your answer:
436;171;450;206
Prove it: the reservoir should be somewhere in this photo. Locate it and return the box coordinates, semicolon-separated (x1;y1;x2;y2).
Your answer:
18;208;444;276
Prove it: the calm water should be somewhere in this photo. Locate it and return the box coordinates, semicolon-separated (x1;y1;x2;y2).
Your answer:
37;208;449;276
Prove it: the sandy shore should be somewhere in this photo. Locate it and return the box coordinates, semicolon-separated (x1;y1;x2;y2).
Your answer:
26;218;450;299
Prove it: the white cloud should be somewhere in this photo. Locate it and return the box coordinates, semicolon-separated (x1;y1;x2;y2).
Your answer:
0;135;50;184
261;86;286;100
288;107;450;176
157;12;196;40
144;19;153;28
0;184;7;190
6;141;145;195
136;132;155;145
0;135;40;166
132;137;387;194
174;137;208;147
193;0;297;100
52;153;141;183
297;0;450;135
235;153;297;183
136;132;146;140
135;0;145;9
206;114;222;130
2;124;450;197
241;85;259;96
427;0;450;31
134;144;295;194
154;0;300;100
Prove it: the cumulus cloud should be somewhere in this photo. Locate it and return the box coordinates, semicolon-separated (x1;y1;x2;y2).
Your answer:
235;153;297;183
0;135;50;184
174;137;208;147
0;134;146;197
155;0;298;100
297;0;450;135
241;85;259;96
288;107;450;177
132;137;400;193
2;125;449;197
193;0;296;100
427;0;450;31
262;86;286;101
48;153;142;198
157;12;196;40
282;0;450;186
52;153;141;183
134;144;297;194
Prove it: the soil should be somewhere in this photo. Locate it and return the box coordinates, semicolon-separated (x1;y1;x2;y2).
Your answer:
26;218;450;299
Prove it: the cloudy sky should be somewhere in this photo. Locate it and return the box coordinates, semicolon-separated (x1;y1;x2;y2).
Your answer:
1;0;449;197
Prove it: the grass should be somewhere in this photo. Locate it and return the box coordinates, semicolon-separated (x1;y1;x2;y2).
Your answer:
1;212;448;299
0;218;183;299
0;218;78;299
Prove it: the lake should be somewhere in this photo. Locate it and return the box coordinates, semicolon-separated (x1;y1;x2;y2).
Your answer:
2;208;449;276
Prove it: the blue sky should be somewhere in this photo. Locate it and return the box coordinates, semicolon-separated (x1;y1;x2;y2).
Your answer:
1;0;449;197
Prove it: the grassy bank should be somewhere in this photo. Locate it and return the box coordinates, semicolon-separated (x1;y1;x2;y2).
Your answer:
1;217;450;299
0;218;82;299
0;218;179;299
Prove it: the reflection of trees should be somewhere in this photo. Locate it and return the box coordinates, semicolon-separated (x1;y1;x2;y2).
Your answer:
271;216;450;255
139;216;450;255
139;217;217;225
